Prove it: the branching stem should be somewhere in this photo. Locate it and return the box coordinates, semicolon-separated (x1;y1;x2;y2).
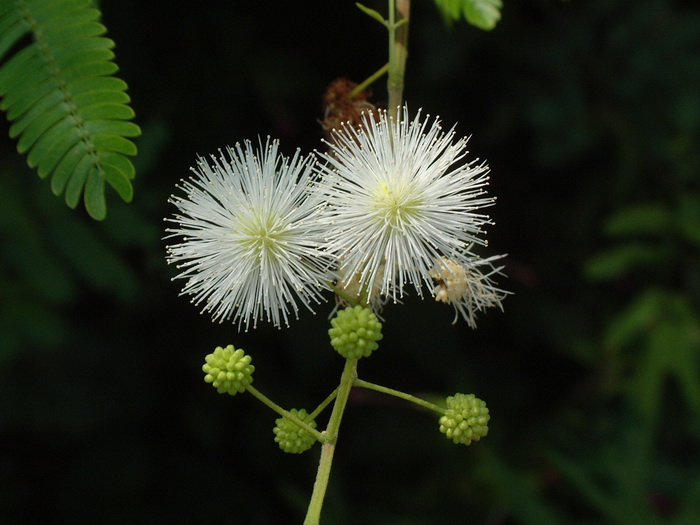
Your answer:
246;384;326;442
303;359;358;525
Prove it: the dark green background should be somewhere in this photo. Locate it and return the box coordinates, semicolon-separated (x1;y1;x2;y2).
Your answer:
2;0;699;523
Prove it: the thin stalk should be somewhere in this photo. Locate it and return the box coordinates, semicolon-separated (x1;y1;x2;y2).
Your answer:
303;359;358;525
349;62;389;99
354;379;445;414
246;384;325;443
387;0;410;120
309;388;339;420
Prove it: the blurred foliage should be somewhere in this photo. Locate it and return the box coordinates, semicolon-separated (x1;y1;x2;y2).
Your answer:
433;0;503;30
1;0;699;523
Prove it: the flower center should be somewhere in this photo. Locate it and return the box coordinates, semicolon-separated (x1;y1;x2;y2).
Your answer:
238;212;288;262
371;179;423;229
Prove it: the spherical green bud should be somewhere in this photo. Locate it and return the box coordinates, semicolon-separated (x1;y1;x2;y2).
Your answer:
328;305;383;359
273;408;317;454
438;393;489;446
202;344;254;395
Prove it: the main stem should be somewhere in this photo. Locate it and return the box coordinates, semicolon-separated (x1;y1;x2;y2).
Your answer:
387;0;410;120
303;358;358;525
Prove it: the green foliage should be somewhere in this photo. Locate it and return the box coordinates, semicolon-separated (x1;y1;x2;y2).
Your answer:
0;159;144;363
543;414;700;525
2;0;699;523
549;424;660;525
602;289;700;421
603;203;674;238
355;2;387;27
0;0;140;220
585;195;700;423
432;0;503;30
476;450;567;525
585;242;671;280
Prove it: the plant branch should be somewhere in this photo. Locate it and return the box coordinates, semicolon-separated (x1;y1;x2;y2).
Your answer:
387;0;410;120
303;358;358;525
309;388;339;420
246;384;326;442
349;62;389;99
354;379;445;414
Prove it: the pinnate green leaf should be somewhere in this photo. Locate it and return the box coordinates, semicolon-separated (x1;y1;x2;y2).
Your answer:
0;0;140;220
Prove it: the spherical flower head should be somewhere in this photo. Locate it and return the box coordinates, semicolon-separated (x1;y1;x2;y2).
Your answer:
430;253;508;328
166;138;331;330
202;345;254;395
439;393;489;446
328;305;383;359
273;408;317;454
316;106;495;304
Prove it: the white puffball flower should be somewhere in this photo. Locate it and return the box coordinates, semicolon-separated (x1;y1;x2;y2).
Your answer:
165;138;331;330
430;253;508;328
316;106;496;304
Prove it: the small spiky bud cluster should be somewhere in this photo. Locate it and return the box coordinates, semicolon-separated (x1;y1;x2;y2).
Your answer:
273;409;318;454
202;345;255;395
328;305;383;359
438;393;489;446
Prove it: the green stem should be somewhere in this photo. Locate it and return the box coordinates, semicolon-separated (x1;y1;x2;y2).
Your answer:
349;62;389;99
354;379;446;414
246;384;326;443
303;359;358;525
309;388;339;420
387;0;410;120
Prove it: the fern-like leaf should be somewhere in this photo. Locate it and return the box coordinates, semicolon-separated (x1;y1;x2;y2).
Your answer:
433;0;503;31
0;0;140;220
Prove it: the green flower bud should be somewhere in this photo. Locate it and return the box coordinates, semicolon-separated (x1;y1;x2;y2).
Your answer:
273;408;317;454
202;344;254;395
328;305;383;359
439;393;489;446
